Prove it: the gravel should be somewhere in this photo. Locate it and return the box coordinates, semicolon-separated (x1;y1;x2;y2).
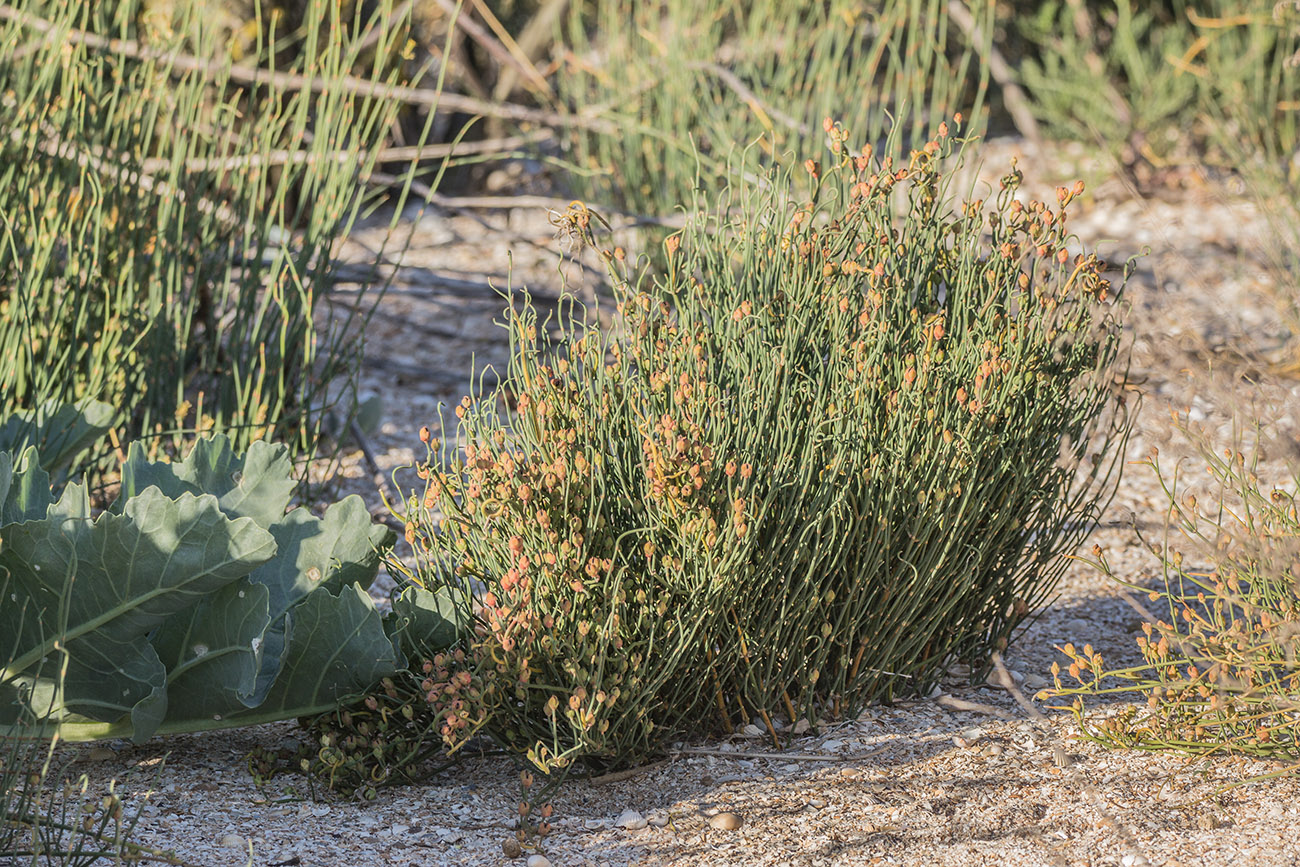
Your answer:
46;137;1300;867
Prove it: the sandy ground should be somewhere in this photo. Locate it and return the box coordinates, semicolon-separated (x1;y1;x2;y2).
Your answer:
35;137;1300;867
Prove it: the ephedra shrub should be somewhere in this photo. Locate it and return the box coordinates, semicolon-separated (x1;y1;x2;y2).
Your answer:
1047;392;1300;765
402;118;1133;772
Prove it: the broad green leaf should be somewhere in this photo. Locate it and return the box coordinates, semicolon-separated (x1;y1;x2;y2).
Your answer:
389;584;469;657
152;578;272;720
224;584;400;725
0;399;115;476
0;489;276;742
116;437;295;528
243;495;393;702
0;446;54;525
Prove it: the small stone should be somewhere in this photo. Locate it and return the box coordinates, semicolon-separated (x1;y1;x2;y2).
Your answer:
982;744;1004;757
390;824;408;836
583;818;606;830
501;838;523;858
808;799;827;809
985;667;1024;690
820;739;844;752
615;809;647;830
1120;854;1149;867
311;805;331;817
840;767;862;778
218;834;245;849
88;747;116;762
740;723;764;738
709;811;744;831
793;719;811;734
1065;617;1091;636
1021;673;1050;691
527;856;552;867
1195;814;1221;831
953;736;972;749
648;812;670;827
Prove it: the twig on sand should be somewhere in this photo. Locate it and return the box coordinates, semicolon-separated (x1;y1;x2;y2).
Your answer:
670;746;887;763
588;760;670;786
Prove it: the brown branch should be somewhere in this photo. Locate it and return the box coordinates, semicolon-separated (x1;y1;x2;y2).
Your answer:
946;0;1043;151
138;130;553;174
493;0;569;103
686;61;809;136
670;746;888;762
431;0;552;99
364;173;690;229
0;4;615;134
587;759;669;786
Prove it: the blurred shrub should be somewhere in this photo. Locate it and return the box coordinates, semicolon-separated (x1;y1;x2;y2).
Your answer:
401;119;1133;771
1016;0;1199;173
1046;400;1300;765
0;0;434;478
1017;1;1299;183
1193;3;1300;369
555;0;992;219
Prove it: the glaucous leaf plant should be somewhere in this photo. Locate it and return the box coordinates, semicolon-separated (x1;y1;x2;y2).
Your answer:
0;434;456;745
398;117;1134;774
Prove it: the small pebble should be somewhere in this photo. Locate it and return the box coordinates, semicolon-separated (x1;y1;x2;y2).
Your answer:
808;799;827;809
648;812;670;828
820;739;844;752
615;809;647;830
1120;854;1149;867
740;723;764;737
218;834;245;850
708;811;744;831
88;747;116;762
792;719;811;734
839;767;862;778
982;744;1004;757
502;838;523;858
1021;673;1049;691
527;856;552;867
985;667;1024;690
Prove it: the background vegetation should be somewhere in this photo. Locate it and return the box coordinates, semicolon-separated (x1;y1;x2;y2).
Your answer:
2;0;1299;857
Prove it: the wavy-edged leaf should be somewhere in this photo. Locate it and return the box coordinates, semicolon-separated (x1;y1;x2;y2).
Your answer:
0;446;54;525
225;584;400;725
389;584;469;657
116;437;295;528
243;495;394;703
0;399;115;476
152;578;272;721
0;489;276;741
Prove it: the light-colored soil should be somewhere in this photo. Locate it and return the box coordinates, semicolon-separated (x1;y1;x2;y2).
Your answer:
45;138;1300;867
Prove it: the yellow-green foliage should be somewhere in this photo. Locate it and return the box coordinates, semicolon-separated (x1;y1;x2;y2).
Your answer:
0;0;430;474
556;0;992;219
401;120;1132;772
1047;410;1300;763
